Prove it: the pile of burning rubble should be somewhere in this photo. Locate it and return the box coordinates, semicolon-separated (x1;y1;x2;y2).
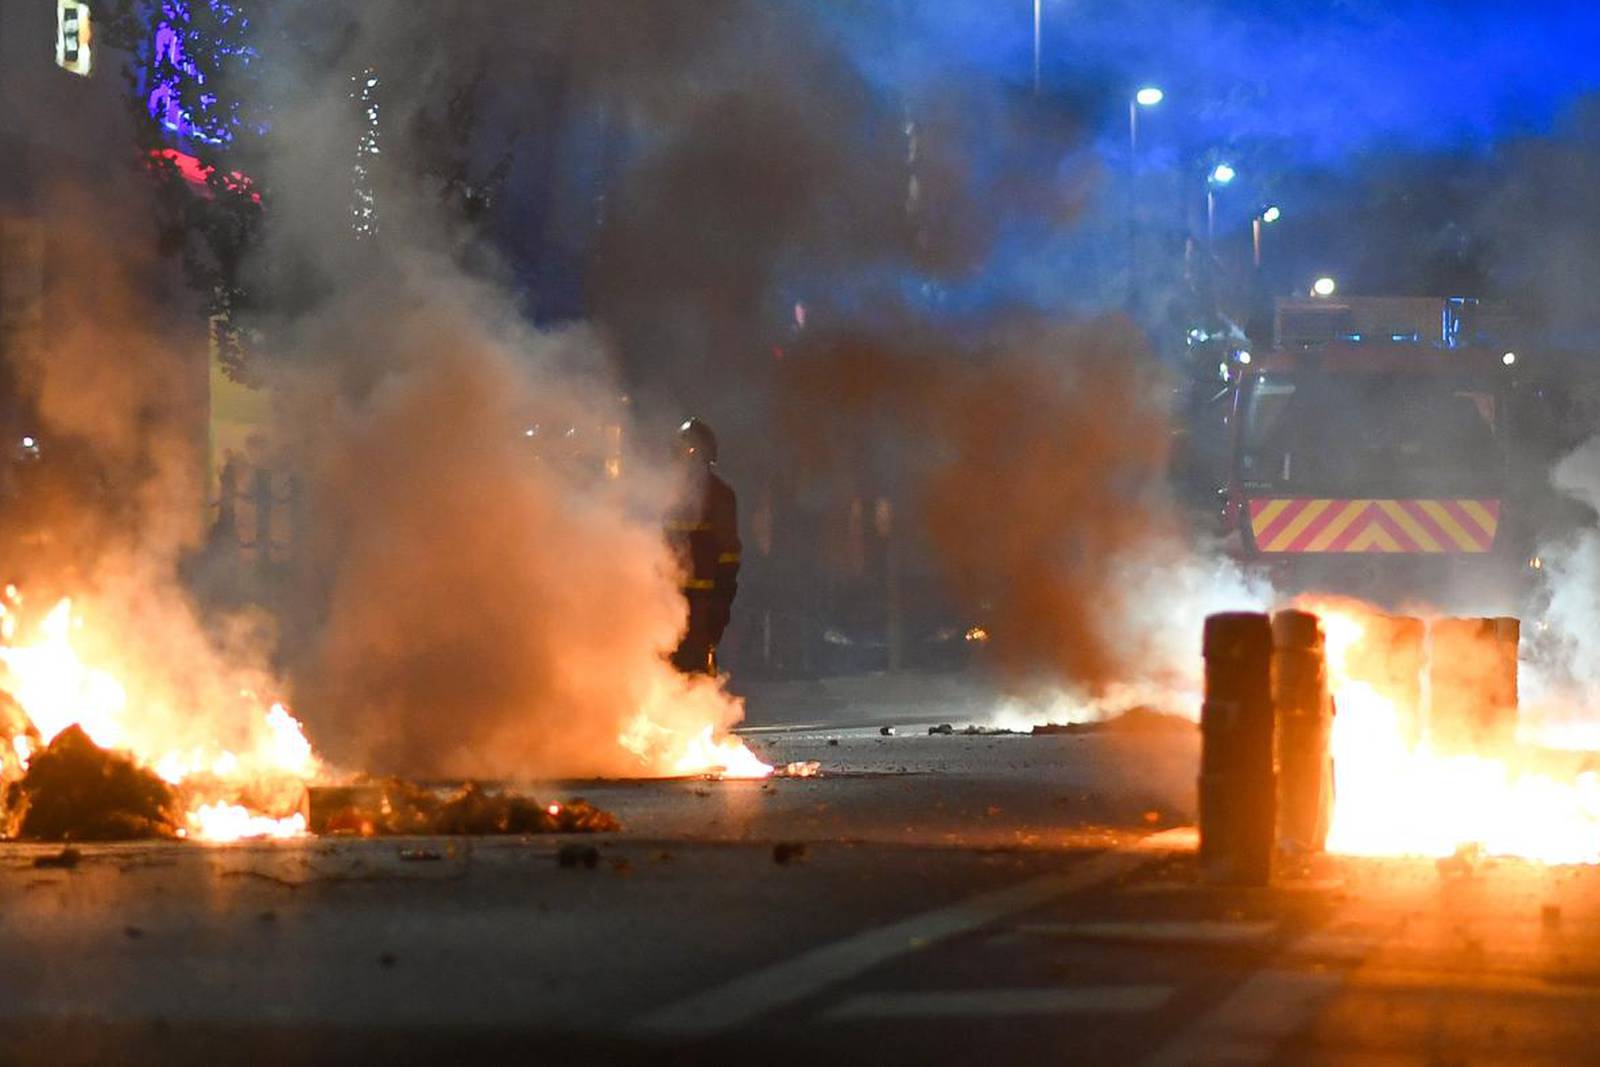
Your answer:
0;588;767;843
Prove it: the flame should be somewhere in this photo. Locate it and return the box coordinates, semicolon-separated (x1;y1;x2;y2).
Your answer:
614;669;772;779
1308;598;1600;864
186;803;308;841
619;715;772;779
0;597;319;842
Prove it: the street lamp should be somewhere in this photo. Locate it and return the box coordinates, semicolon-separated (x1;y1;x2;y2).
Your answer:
1128;85;1164;158
1033;0;1042;95
1312;276;1337;297
1127;85;1163;307
1253;204;1280;268
1206;162;1235;247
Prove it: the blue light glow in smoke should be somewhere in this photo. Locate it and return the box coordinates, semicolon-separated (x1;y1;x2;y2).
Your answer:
144;0;257;147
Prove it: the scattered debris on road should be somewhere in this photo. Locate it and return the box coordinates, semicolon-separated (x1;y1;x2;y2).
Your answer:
775;760;821;778
32;846;82;869
772;841;807;865
879;726;896;736
309;779;620;836
397;847;444;862
557;843;601;869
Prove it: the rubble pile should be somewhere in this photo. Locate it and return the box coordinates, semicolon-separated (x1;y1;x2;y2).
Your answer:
3;725;180;841
310;778;620;836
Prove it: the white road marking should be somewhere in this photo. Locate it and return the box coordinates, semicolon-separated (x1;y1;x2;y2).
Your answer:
1142;917;1383;1067
634;829;1191;1038
824;985;1175;1020
1016;920;1279;946
1143;968;1345;1067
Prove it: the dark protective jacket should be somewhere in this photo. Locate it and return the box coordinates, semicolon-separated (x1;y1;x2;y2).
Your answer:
666;465;740;668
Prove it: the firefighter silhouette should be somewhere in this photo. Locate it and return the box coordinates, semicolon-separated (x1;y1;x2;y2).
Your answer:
666;418;740;675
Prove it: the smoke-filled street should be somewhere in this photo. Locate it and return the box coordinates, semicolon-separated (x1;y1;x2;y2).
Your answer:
8;710;1600;1066
7;0;1600;1063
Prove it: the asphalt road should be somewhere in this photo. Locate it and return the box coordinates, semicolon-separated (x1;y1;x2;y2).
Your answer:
3;694;1600;1065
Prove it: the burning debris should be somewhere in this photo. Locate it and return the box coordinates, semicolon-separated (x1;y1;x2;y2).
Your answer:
5;725;180;841
309;779;619;837
0;594;317;842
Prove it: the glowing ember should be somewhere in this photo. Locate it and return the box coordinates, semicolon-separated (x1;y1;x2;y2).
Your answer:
1309;599;1600;865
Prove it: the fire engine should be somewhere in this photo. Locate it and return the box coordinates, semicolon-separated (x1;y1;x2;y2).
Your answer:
1220;296;1534;609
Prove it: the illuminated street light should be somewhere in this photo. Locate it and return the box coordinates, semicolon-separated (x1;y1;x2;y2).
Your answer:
1128;85;1165;306
1205;161;1234;246
1502;351;1517;366
1253;206;1281;268
1312;276;1337;297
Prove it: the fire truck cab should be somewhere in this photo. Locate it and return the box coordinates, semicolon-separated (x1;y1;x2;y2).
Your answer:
1222;296;1530;610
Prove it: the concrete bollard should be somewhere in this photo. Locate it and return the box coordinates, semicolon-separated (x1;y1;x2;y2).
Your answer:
1200;612;1276;886
1272;610;1333;853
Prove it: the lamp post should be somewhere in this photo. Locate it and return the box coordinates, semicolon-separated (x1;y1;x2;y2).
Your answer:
1129;85;1164;156
1252;204;1280;269
1206;161;1235;248
1033;0;1042;95
1127;86;1163;306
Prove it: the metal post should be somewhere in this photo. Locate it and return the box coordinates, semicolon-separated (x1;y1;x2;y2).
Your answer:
1032;0;1042;96
1200;612;1276;886
1272;610;1333;853
1127;99;1139;307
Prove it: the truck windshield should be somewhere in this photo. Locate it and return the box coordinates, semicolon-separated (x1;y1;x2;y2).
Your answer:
1238;371;1501;497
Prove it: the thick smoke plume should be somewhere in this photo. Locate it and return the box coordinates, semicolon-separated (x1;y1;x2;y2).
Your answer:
281;267;741;778
778;318;1267;708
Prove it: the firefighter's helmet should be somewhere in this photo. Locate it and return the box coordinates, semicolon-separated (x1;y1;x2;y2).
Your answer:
678;417;718;465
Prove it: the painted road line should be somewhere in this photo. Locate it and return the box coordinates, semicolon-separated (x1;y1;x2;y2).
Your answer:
824;985;1175;1021
1015;920;1279;947
634;829;1192;1039
1143;969;1345;1067
1142;918;1383;1067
